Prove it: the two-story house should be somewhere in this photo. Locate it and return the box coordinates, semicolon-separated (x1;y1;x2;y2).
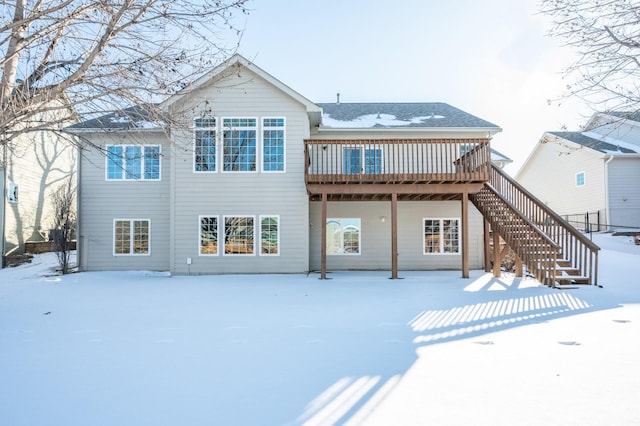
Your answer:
517;111;640;231
70;55;600;287
1;109;76;265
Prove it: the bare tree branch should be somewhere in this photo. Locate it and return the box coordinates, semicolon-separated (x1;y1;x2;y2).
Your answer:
541;0;640;113
1;0;250;147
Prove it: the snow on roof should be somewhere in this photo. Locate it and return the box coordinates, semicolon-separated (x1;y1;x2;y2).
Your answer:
317;102;500;129
550;131;638;154
68;104;164;131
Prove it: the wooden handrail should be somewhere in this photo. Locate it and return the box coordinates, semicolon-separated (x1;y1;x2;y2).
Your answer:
304;139;491;184
488;164;600;286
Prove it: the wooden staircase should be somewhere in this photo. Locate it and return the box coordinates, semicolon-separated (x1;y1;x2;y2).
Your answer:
471;165;600;288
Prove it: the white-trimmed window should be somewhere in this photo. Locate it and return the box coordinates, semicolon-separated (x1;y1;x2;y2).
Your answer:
199;216;219;255
326;218;361;255
194;118;217;172
7;182;18;203
106;145;160;180
223;118;257;172
260;215;280;255
224;216;255;255
262;118;285;172
423;218;459;254
114;219;150;255
576;171;585;187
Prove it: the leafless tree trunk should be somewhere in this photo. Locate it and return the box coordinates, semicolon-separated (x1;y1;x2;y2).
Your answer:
51;177;75;274
540;0;640;113
1;0;249;147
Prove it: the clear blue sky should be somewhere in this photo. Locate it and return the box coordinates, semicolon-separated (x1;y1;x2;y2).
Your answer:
234;0;589;174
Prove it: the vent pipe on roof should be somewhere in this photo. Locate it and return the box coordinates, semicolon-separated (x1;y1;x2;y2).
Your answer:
336;93;340;105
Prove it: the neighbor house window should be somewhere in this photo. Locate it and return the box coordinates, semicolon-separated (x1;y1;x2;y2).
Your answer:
7;182;18;203
424;218;459;254
576;171;585;187
114;219;150;255
326;218;361;255
262;118;285;172
224;216;255;255
199;216;218;255
260;215;279;255
194;118;217;172
107;145;160;180
223;118;257;172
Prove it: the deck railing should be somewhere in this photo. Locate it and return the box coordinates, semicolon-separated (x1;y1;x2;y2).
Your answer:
489;165;600;285
305;139;491;184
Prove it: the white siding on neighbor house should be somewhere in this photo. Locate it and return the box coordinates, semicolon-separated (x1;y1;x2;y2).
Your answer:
78;133;171;271
2;130;76;256
168;66;310;274
309;201;484;272
517;136;607;219
606;156;640;228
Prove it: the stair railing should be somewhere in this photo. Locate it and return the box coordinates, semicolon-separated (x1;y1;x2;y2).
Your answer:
474;184;560;286
489;165;600;286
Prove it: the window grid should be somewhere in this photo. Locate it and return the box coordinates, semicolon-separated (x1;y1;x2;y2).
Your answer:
424;218;459;254
106;145;160;180
114;219;150;255
260;216;279;255
263;117;285;172
194;118;217;172
224;216;255;255
576;171;585;187
223;118;257;172
326;218;361;255
199;216;218;255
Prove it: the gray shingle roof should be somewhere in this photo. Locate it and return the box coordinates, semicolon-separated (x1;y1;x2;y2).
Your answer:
549;131;636;154
317;102;499;129
606;111;640;123
67;104;162;130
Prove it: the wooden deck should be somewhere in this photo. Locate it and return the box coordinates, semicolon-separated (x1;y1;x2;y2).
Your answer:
305;138;491;200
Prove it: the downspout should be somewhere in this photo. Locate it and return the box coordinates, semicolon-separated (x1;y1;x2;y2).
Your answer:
76;143;82;270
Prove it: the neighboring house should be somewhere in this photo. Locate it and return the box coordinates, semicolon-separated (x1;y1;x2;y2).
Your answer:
1;112;77;264
516;111;640;231
69;54;599;287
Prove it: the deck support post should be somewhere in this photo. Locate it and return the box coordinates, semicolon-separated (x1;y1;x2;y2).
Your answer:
461;192;469;278
493;228;501;277
483;219;491;272
515;255;523;277
391;192;398;279
320;192;327;279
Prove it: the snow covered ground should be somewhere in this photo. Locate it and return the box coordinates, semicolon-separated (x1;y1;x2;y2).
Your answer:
1;233;639;426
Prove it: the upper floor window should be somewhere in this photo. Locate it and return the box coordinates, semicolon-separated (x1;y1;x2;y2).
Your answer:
223;118;257;172
424;218;459;254
194;118;217;172
107;145;160;180
343;147;382;174
576;171;585;187
263;118;285;172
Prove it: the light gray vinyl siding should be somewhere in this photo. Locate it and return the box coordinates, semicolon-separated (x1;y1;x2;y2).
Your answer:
309;201;484;271
517;136;607;217
606;157;640;228
78;133;170;271
169;66;310;274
